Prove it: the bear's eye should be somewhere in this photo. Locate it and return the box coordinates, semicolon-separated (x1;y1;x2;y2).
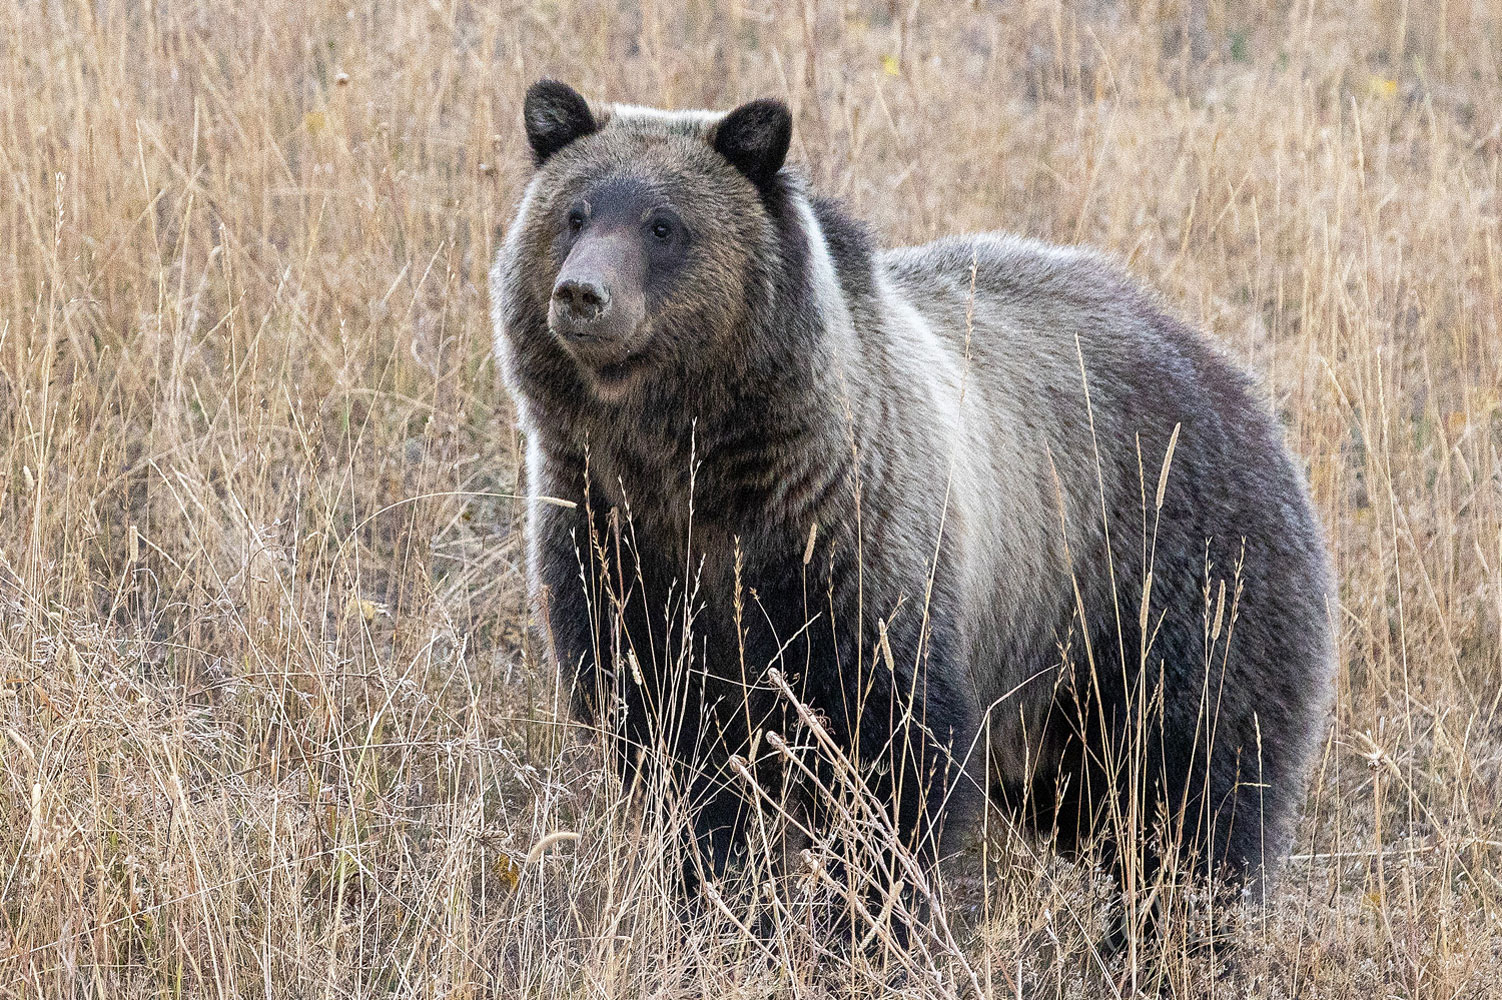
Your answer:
567;210;586;232
650;220;673;241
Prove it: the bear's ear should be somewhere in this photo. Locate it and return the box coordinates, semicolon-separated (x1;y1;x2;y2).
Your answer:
523;79;598;166
712;98;792;189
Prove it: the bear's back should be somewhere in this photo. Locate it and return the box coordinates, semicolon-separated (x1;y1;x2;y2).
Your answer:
877;232;1331;753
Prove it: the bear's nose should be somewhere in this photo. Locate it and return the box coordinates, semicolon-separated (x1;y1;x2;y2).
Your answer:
552;279;610;323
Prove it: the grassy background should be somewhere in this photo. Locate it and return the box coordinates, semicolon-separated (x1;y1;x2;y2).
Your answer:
2;0;1501;995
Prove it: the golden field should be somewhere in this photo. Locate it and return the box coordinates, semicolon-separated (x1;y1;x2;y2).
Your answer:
1;0;1500;995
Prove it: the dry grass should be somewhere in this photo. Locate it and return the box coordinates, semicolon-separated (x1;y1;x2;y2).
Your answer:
2;0;1501;996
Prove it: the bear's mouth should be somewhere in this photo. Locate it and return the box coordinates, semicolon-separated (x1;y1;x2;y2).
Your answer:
551;314;653;396
552;328;651;390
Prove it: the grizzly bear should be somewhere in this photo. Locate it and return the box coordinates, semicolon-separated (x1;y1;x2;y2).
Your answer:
491;79;1335;944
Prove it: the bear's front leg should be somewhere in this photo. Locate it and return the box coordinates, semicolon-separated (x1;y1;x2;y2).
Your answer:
530;457;663;791
774;606;980;950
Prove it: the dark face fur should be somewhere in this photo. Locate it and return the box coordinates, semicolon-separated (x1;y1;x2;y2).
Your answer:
511;80;794;405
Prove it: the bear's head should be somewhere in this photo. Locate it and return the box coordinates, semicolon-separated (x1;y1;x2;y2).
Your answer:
497;80;798;407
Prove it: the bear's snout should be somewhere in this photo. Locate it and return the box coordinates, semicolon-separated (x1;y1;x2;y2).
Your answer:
548;230;646;363
552;278;609;322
